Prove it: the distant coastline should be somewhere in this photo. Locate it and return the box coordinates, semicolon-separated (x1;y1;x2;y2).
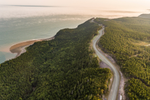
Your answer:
10;37;55;57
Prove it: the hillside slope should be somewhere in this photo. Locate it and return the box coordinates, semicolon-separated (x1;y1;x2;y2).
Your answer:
139;13;150;18
0;19;111;100
95;17;150;100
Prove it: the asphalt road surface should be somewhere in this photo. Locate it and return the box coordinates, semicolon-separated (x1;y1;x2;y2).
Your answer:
92;26;120;100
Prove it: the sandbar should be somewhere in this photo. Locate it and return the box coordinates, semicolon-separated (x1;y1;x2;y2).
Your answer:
10;37;54;57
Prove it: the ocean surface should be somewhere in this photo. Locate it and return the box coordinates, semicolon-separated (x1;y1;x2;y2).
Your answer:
0;5;149;64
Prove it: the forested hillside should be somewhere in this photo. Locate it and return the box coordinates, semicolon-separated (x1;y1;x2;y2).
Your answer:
95;17;150;100
139;14;150;18
0;19;111;100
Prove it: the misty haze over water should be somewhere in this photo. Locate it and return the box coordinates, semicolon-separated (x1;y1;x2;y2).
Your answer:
0;5;149;63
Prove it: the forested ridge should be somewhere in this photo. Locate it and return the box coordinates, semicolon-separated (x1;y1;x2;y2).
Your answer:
0;19;111;100
95;17;150;100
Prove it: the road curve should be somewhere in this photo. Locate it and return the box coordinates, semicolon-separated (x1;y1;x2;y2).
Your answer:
92;25;120;100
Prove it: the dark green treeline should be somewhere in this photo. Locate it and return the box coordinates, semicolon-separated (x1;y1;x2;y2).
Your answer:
0;19;111;100
95;17;150;100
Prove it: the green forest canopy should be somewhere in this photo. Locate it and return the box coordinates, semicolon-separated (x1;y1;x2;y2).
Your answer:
95;16;150;100
0;19;111;100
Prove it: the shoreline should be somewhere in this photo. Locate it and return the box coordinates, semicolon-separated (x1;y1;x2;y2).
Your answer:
10;37;55;58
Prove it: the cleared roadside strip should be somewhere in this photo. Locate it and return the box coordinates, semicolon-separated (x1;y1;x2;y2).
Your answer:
92;25;120;100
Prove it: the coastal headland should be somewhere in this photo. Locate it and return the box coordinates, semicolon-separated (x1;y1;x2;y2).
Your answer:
0;19;112;100
10;37;54;57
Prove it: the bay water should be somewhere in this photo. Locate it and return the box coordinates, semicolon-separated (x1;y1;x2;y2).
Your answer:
0;5;148;64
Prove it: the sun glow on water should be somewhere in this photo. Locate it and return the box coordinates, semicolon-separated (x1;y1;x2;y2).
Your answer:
0;0;150;63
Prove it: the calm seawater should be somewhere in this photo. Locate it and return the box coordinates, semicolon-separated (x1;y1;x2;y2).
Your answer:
0;5;148;64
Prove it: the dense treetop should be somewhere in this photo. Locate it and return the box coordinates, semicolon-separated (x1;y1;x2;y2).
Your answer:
0;19;111;100
95;17;150;100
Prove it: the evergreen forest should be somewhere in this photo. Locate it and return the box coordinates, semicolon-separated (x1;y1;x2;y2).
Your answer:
0;19;111;100
95;16;150;100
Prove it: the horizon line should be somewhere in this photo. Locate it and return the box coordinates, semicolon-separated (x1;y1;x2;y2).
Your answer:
0;4;63;7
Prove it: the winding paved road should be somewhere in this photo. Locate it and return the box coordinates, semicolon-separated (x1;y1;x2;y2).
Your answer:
92;25;120;100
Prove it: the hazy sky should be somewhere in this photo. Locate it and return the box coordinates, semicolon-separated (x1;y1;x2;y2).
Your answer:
0;0;150;10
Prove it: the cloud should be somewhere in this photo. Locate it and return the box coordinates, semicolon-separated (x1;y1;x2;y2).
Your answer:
8;5;60;7
105;10;139;13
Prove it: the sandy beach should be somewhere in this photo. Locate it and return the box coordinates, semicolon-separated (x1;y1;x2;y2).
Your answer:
10;37;54;57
